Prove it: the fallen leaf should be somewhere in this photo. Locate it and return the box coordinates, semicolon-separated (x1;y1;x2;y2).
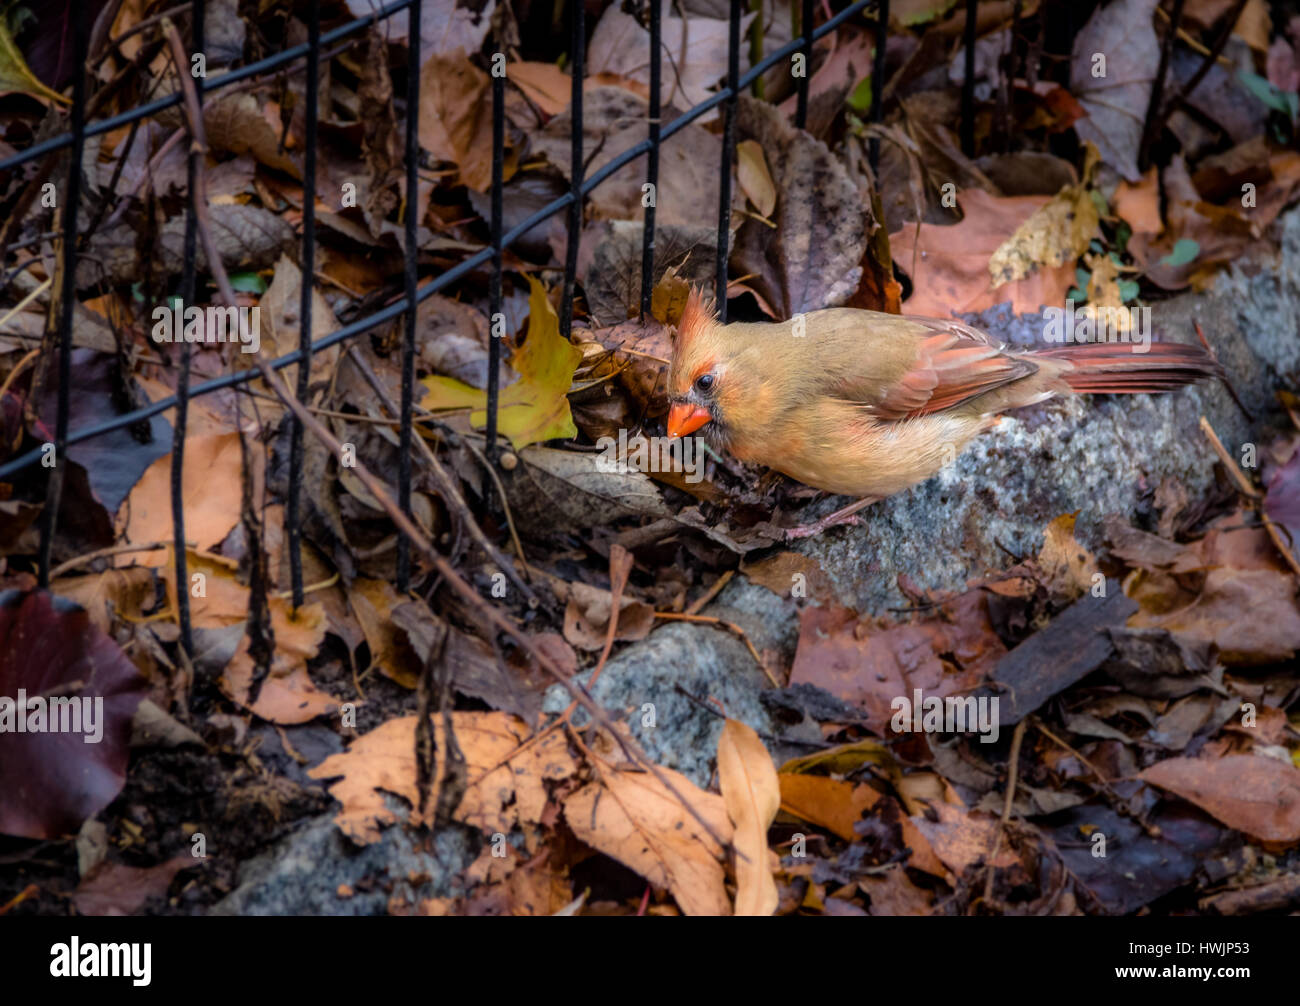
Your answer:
736;140;776;218
731;96;866;316
988;146;1100;287
890;189;1075;315
1069;0;1159;181
421;278;582;448
310;712;576;843
418;48;493;191
778;773;880;841
349;578;420;687
0;590;148;839
73;857;194;916
1113;166;1162;236
717;720;779;916
1037;512;1101;599
119;433;251;567
0;19;68;103
1140;755;1300;843
564;756;732;916
586;6;755;111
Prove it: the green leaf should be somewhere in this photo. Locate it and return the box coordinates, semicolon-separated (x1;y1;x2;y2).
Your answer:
846;75;872;113
893;0;960;27
1160;238;1200;267
1075;266;1091;290
1114;220;1132;255
1238;71;1299;119
1067;287;1086;303
421;278;582;449
0;18;67;104
229;271;268;294
1119;279;1140;303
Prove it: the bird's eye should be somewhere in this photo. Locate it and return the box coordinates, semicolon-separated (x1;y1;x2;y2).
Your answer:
694;373;715;393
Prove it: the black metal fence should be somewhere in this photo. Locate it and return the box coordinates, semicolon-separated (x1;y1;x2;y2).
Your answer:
0;0;902;653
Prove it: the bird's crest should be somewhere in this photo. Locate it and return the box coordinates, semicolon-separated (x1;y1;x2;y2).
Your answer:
673;286;717;351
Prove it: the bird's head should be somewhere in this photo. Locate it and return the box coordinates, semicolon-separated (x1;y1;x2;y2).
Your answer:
666;287;731;443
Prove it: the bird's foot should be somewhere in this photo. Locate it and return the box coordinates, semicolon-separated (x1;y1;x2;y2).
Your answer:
782;497;878;541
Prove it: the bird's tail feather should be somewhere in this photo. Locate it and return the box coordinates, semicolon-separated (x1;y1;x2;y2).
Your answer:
1029;342;1221;394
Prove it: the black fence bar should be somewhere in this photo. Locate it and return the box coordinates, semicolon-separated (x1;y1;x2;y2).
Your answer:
171;0;205;655
716;0;742;321
35;11;89;588
559;0;585;341
960;0;977;156
287;0;322;609
397;0;425;590
638;0;662;318
0;0;875;485
0;0;417;176
794;0;813;129
869;0;888;174
485;34;505;461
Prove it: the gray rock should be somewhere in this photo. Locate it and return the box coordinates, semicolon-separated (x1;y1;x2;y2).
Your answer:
209;806;476;916
543;578;802;786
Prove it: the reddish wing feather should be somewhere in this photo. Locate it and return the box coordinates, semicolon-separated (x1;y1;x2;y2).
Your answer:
868;324;1037;420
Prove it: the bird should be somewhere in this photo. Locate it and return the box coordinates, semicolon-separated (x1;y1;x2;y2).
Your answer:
664;289;1220;538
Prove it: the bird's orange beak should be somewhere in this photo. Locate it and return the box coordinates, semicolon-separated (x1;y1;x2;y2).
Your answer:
666;402;712;438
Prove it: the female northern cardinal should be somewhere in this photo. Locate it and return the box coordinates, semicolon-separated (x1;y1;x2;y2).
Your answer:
665;290;1219;538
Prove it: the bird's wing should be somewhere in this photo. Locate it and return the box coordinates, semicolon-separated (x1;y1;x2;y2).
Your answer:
832;316;1039;420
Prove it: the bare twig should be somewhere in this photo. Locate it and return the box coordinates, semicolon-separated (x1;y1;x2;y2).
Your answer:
983;718;1026;906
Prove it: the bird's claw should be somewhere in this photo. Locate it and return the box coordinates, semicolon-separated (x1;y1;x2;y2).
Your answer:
783;514;864;541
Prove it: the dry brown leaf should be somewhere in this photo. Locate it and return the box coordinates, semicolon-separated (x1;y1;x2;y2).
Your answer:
741;551;835;604
890;189;1075;316
1129;567;1300;664
348;578;420;687
220;599;335;724
1113;166;1162;237
550;577;655;652
907;802;1019;875
255;254;340;403
736;140;776;218
160;550;246;628
203;91;301;177
988;148;1101;288
1037;512;1101;599
1140;755;1300;843
1069;0;1159;181
778;773;879;841
118;433;254;567
535;87;722;227
586;6;754;111
418;48;493;191
788;594;1004;734
717;719;779;916
53;567;155;633
508;61;572;116
309;712;576;843
564;759;732;916
732;96;866;316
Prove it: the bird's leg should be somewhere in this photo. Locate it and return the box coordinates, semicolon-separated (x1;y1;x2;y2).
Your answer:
783;497;879;541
